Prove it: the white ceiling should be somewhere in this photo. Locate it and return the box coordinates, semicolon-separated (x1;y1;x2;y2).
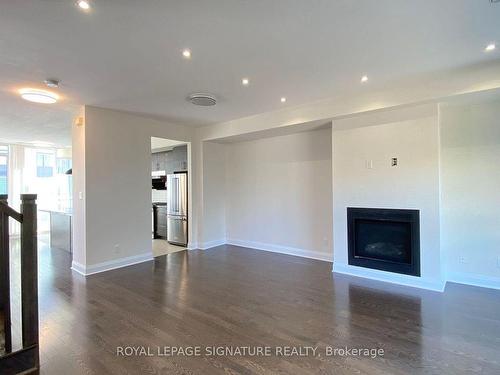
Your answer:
1;0;499;147
151;137;186;152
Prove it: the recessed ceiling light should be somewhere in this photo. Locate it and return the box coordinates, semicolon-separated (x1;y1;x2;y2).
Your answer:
280;97;286;103
361;75;369;83
485;43;496;52
182;49;191;59
76;0;90;10
242;78;249;86
19;88;59;104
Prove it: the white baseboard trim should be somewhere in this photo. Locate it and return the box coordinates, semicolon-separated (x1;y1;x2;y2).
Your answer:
333;263;446;292
70;261;87;276
447;272;500;291
199;239;226;250
71;252;154;277
226;239;332;262
187;242;198;250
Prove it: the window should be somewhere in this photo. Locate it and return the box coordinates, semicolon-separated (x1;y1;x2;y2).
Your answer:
36;152;55;178
56;158;72;174
0;146;7;194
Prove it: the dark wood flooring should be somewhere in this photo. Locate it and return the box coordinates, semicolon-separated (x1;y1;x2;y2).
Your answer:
29;240;500;374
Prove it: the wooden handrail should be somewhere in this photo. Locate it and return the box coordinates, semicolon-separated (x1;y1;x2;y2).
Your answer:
0;194;39;373
0;203;23;223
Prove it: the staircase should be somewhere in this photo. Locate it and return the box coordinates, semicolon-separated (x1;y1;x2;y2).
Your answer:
0;309;5;357
0;195;39;374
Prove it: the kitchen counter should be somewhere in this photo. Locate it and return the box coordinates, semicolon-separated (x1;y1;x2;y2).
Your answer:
40;208;72;253
40;208;72;215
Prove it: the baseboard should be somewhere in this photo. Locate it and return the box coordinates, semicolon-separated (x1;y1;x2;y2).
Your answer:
187;242;198;250
226;239;332;262
447;272;500;291
71;252;153;276
333;263;446;292
199;239;226;250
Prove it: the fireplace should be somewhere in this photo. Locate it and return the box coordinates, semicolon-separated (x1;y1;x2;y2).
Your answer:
347;208;420;276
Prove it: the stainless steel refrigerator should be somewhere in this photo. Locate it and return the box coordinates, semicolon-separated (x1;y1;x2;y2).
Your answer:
166;172;188;246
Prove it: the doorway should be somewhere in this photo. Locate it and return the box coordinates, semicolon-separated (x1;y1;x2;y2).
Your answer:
151;137;189;257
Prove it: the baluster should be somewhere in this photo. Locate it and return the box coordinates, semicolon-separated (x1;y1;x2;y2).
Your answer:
0;194;11;354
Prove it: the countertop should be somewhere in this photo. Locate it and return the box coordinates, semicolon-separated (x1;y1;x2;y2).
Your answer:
39;207;73;216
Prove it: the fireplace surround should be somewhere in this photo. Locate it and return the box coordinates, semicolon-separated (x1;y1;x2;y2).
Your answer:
347;207;420;277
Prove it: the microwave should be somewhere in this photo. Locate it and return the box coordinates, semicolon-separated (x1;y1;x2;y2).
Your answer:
152;176;166;190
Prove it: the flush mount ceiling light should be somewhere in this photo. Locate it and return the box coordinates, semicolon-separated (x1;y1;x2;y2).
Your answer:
280;97;287;103
188;93;216;106
76;0;91;10
19;88;59;104
485;43;496;52
242;78;249;86
361;75;369;83
182;49;191;59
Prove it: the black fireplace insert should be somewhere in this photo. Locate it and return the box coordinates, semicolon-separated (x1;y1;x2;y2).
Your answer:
347;207;420;276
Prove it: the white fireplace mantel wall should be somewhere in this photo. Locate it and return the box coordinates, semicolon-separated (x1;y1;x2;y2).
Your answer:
331;110;444;291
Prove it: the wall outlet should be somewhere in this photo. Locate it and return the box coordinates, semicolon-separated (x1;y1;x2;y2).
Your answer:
114;244;120;254
459;256;468;264
391;157;398;167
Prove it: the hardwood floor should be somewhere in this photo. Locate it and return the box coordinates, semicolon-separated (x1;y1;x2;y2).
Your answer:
28;240;500;374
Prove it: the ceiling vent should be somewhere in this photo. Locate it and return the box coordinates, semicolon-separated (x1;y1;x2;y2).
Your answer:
188;93;217;106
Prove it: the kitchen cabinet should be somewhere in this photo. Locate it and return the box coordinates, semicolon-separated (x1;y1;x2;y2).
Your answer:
153;204;168;239
151;145;188;173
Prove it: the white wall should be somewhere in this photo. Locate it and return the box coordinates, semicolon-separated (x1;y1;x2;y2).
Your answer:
332;115;443;290
440;100;500;288
72;109;86;267
200;141;226;248
225;128;333;261
72;106;194;274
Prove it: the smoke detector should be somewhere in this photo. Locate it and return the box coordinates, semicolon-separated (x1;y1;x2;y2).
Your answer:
44;79;60;88
188;93;217;106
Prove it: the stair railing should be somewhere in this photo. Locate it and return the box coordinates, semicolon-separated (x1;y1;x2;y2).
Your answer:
0;194;39;374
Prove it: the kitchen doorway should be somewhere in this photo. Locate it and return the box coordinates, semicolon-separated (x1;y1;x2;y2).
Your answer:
151;137;189;257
